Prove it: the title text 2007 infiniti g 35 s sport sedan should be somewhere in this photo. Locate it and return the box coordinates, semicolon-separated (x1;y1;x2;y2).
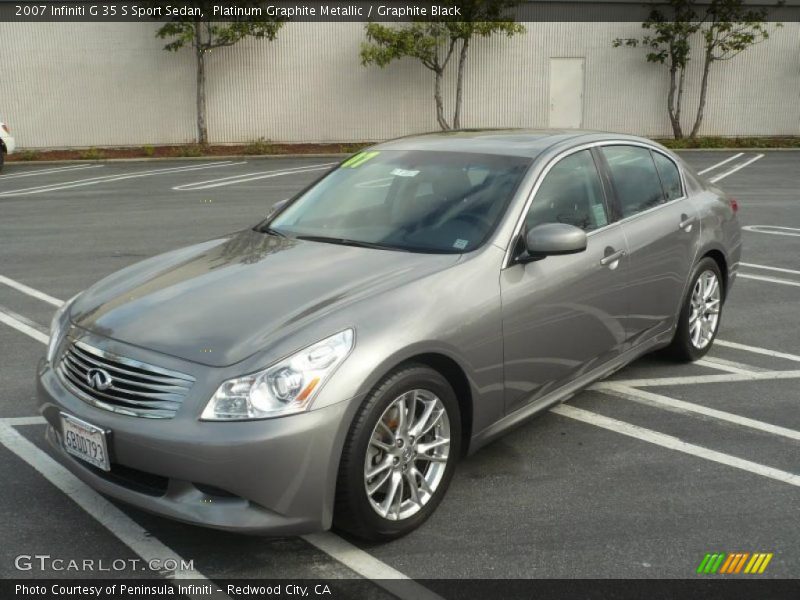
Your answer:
38;130;741;540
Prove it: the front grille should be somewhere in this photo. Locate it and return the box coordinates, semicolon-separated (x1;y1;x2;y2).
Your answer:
57;340;195;419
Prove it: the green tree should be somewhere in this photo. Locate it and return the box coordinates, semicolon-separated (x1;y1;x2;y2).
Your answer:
156;2;284;144
361;1;525;130
690;0;775;138
613;0;701;139
616;0;777;139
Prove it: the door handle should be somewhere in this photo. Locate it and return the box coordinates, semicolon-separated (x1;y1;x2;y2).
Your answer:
600;249;625;266
679;214;696;231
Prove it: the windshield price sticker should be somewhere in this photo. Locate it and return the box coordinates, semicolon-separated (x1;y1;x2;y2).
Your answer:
391;168;420;177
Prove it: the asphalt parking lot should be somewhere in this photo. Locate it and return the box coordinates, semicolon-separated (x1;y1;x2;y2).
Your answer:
0;151;798;594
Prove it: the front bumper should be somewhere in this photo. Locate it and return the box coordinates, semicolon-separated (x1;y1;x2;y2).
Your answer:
37;358;358;535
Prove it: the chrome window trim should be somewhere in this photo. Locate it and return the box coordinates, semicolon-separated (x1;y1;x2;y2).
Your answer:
502;139;688;268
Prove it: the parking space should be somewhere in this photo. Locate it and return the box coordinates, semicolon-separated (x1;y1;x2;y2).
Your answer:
0;151;798;592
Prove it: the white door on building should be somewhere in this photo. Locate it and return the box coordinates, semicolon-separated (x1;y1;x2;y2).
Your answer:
549;58;585;129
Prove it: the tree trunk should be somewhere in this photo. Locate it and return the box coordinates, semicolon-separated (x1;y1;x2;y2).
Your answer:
433;69;450;130
666;63;683;139
690;49;713;139
675;65;686;133
194;24;208;145
453;38;470;129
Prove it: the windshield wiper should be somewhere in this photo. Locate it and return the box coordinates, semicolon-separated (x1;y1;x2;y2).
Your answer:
257;225;287;238
296;235;408;252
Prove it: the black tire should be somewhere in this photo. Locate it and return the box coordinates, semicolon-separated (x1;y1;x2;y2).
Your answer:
666;257;724;362
0;149;5;172
334;364;461;541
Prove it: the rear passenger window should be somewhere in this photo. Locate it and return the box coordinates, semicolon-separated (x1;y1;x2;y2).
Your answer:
602;146;665;218
652;151;683;200
525;150;608;232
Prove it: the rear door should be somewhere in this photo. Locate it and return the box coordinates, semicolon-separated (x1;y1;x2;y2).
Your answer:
598;145;700;343
500;148;629;414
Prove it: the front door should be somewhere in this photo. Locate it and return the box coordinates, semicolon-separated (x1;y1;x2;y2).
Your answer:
500;149;629;414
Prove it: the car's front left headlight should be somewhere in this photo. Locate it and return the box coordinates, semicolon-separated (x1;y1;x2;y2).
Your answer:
47;293;80;363
201;329;354;421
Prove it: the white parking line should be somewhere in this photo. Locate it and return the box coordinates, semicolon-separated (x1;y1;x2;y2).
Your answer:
0;289;438;600
552;405;800;488
715;339;800;363
0;161;246;197
1;416;46;426
738;273;800;288
172;163;336;191
698;356;765;374
593;384;800;442
0;274;64;307
302;533;444;600
0;306;49;344
0;164;104;180
697;153;744;175
0;422;224;598
708;154;764;183
740;262;800;276
742;225;800;238
609;369;800;388
696;357;761;375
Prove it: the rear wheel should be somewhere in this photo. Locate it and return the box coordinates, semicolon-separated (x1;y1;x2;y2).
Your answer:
666;257;724;361
334;364;460;541
0;149;5;172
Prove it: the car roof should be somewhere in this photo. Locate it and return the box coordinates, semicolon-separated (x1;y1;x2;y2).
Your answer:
372;129;663;159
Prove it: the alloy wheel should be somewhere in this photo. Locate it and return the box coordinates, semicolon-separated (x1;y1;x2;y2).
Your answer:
363;389;451;521
689;270;721;349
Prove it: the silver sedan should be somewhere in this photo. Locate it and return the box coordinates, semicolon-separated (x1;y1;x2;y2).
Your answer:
37;130;741;540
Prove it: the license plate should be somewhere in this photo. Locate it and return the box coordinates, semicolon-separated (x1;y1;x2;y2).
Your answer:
61;413;110;471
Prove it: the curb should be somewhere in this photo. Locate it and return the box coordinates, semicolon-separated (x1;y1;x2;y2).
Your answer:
4;153;350;166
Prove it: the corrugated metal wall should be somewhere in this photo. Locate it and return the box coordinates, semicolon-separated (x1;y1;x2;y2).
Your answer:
0;22;197;147
1;18;797;149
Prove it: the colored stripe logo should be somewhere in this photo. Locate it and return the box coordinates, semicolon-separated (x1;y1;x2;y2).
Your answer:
341;151;380;168
696;552;773;574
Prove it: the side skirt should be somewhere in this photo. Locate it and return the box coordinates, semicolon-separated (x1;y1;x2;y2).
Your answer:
468;330;673;453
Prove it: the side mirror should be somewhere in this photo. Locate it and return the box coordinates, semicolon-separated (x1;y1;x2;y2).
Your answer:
519;223;587;263
266;198;289;218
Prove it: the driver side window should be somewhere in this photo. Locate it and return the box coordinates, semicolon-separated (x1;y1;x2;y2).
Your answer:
525;150;608;232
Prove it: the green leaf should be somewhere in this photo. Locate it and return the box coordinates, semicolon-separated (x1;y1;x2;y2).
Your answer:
153;0;284;52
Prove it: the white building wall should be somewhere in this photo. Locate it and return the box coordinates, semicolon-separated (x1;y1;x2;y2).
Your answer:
0;22;197;147
0;18;797;149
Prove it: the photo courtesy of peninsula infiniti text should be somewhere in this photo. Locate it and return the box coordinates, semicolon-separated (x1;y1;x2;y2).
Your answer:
37;130;741;541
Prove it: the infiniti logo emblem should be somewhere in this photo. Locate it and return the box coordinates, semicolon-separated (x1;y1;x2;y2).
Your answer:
86;368;113;391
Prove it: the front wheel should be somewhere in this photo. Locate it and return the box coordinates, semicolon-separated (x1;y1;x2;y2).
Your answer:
334;364;461;541
666;257;724;361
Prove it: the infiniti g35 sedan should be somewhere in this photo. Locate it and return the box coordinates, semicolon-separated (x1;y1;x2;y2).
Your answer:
38;130;741;540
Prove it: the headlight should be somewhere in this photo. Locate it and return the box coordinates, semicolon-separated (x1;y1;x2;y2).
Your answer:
201;329;354;421
47;294;80;363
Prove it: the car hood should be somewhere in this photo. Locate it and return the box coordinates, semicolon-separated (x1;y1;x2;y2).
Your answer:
71;229;460;367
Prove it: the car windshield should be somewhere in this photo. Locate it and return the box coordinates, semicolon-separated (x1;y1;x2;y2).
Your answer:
261;150;531;254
